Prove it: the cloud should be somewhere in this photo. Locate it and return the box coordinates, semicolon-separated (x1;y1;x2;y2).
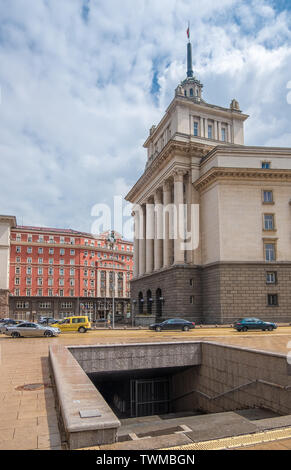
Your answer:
0;0;290;233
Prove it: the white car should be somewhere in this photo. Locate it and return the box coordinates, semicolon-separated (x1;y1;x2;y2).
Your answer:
4;322;61;338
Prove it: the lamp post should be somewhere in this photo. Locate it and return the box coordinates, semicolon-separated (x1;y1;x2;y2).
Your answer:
107;230;116;329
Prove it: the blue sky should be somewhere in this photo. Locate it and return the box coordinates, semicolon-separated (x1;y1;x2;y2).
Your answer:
0;0;291;234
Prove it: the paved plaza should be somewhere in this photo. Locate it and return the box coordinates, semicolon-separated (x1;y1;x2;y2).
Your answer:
1;327;291;450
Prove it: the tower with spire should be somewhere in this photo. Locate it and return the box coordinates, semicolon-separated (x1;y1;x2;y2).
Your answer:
175;25;204;102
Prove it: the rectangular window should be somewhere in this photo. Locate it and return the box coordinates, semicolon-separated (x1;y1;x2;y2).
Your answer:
264;243;276;262
48;289;53;297
38;247;43;254
49;258;54;265
60;237;65;244
15;278;20;285
16;256;21;263
27;266;32;275
60;248;65;255
59;268;64;276
59;290;64;297
38;267;43;275
208;125;213;139
221;128;226;142
61;302;73;309
27;235;32;242
16;246;21;253
37;289;43;296
268;294;278;306
48;267;54;275
16;301;29;309
59;279;64;286
48;278;53;286
26;278;32;286
27;257;32;264
60;259;65;265
70;249;75;255
15;288;20;296
266;272;277;284
27;247;32;254
193;122;198;137
38;278;43;286
263;190;273;204
49;248;54;255
264;214;275;231
26;289;31;297
15;266;20;275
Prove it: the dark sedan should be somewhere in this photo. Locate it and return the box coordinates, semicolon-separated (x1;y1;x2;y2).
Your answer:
149;318;195;332
234;318;277;332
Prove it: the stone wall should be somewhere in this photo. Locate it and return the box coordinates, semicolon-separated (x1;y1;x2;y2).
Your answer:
172;342;291;416
69;342;202;374
131;262;291;325
131;265;203;324
0;289;9;318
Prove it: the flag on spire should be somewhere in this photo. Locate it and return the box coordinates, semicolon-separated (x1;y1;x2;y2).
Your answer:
187;22;190;40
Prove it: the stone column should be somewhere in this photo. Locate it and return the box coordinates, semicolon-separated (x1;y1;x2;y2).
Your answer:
218;121;222;141
205;118;208;138
227;123;231;143
185;172;193;264
133;210;139;278
138;205;146;276
173;170;186;265
154;190;163;271
146;199;154;274
163;180;172;268
214;121;218;140
200;117;204;137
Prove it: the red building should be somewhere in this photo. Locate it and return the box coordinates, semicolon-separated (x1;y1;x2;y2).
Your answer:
8;224;133;321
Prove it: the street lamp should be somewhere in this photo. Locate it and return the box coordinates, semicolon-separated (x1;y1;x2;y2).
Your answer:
106;230;116;329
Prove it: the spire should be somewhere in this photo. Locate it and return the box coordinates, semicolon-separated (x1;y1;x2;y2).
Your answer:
186;23;193;78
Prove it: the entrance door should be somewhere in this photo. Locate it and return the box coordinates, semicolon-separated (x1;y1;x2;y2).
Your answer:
130;377;170;417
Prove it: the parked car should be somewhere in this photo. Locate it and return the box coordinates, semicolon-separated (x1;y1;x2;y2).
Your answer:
50;316;91;333
149;318;195;332
38;317;59;325
234;318;277;332
0;319;20;333
4;322;61;338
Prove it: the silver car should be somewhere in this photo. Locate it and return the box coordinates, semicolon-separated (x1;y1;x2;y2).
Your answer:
4;322;61;338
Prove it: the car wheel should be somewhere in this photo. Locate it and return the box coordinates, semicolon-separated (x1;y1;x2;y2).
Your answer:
267;326;274;331
242;327;248;332
11;331;20;338
44;331;53;337
78;327;86;333
155;326;161;332
183;326;189;332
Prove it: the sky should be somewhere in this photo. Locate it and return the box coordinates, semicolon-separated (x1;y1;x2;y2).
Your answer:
0;0;291;235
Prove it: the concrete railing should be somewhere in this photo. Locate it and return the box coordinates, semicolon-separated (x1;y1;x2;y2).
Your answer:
49;344;120;449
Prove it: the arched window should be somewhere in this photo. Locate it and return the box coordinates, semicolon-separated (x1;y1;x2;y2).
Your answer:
184;90;187;97
147;290;152;315
138;292;144;314
156;288;163;318
190;88;193;97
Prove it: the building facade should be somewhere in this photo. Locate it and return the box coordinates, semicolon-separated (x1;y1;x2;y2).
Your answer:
0;219;133;320
126;39;291;325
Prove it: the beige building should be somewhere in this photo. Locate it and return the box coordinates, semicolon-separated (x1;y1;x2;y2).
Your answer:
126;39;291;325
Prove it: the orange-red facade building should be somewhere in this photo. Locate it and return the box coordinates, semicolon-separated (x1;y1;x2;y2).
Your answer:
8;224;133;320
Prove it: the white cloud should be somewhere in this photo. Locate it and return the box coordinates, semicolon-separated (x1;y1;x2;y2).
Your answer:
0;0;291;232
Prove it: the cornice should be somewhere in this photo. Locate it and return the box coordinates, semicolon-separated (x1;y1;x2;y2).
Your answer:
194;167;291;191
126;140;212;202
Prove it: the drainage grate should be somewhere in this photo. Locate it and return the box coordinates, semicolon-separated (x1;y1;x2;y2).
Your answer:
15;383;52;392
161;426;291;450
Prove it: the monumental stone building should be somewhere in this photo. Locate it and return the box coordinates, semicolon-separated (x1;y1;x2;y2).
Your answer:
126;38;291;325
0;216;133;320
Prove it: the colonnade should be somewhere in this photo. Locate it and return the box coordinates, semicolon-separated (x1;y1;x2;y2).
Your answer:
133;169;194;277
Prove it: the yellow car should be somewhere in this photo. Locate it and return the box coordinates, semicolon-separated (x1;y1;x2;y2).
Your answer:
51;316;91;333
